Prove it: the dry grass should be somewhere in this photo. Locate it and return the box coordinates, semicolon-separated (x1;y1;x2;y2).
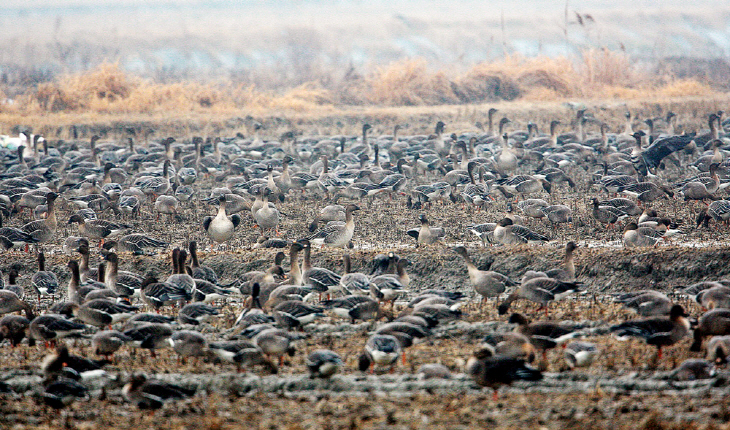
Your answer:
0;51;727;128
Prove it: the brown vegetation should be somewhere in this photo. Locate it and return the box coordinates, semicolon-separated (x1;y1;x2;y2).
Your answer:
0;48;724;122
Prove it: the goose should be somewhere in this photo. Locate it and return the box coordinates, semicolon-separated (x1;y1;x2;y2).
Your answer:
690;309;730;352
140;274;190;311
517;198;549;219
597;198;642;216
0;314;31;347
122;323;174;358
623;222;659;248
309;205;346;232
41;343;109;377
544;241;577;281
103;233;168;254
154;195;180;221
0;290;34;319
673;359;715;381
91;330;131;358
340;254;376;296
482;332;536;362
417;214;445;245
508;313;581;357
202;195;241;243
321;295;382;323
539;205;573;226
41;376;90;410
21;192;58;245
208;340;273;372
465;345;542;400
498;277;582;315
178;303;220;325
493;218;549;245
706;336;730;364
613;290;673;316
82;298;138;324
187;241;217;283
371;258;409;304
122;374;195;409
165;249;196;298
2;269;23;300
695;286;730;310
299;238;342;298
0;214;37;249
564;341;600;368
495;176;551;200
611;304;690;358
453;246;517;303
253;188;281;234
696;200;730;228
272;300;325;329
135;159;172;199
306;349;344;379
29;314;86;345
591;197;628;229
307;204;360;248
679;163;720;202
358;334;402;373
31;252;59;303
169;330;208;363
620;182;674;203
67;214;130;246
253;328;301;366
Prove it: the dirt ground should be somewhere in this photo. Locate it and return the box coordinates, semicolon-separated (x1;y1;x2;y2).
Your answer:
3;107;730;429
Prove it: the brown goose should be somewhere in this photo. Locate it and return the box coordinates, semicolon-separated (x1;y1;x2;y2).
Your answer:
611;304;690;358
498;277;582;315
0;314;31;347
690;308;730;352
465;345;542;400
20;192;58;246
454;246;517;303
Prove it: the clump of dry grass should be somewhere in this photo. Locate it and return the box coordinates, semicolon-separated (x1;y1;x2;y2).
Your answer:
360;59;458;106
1;51;724;118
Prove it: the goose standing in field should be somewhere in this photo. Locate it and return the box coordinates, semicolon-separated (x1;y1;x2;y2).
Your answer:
611;304;690;358
591;197;627;229
544;241;577;281
67;214;130;246
358;334;402;373
306;349;344;379
122;373;195;409
154;195;180;221
0;289;34;319
498;277;582;315
187;241;217;283
253;188;281;234
0;212;38;249
92;330;131;359
689;309;730;352
21;192;58;246
307;203;360;248
453;246;517;304
29;314;86;345
417;214;445;245
623;222;659;248
466;345;542;400
1;269;23;299
203;195;242;244
613;290;673;316
166;249;196;298
564;341;599;369
136;159;172;200
508;313;582;358
493;218;549;245
696;200;730;228
298;239;342;298
0;314;31;347
122;323;174;358
103;233;168;255
32;252;59;304
321;295;382;323
340;254;376;296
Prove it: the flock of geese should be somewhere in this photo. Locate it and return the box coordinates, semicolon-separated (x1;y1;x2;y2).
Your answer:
1;107;730;408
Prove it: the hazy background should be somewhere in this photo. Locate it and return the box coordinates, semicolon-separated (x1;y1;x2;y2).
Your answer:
1;1;729;92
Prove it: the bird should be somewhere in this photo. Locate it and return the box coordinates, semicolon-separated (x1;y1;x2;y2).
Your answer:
465;345;542;400
498;277;582;315
305;349;344;378
493;218;549;245
307;204;360;248
203;195;242;244
611;304;690;358
358;334;402;373
122;374;195;409
453;246;517;304
563;341;599;369
416;214;445;245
